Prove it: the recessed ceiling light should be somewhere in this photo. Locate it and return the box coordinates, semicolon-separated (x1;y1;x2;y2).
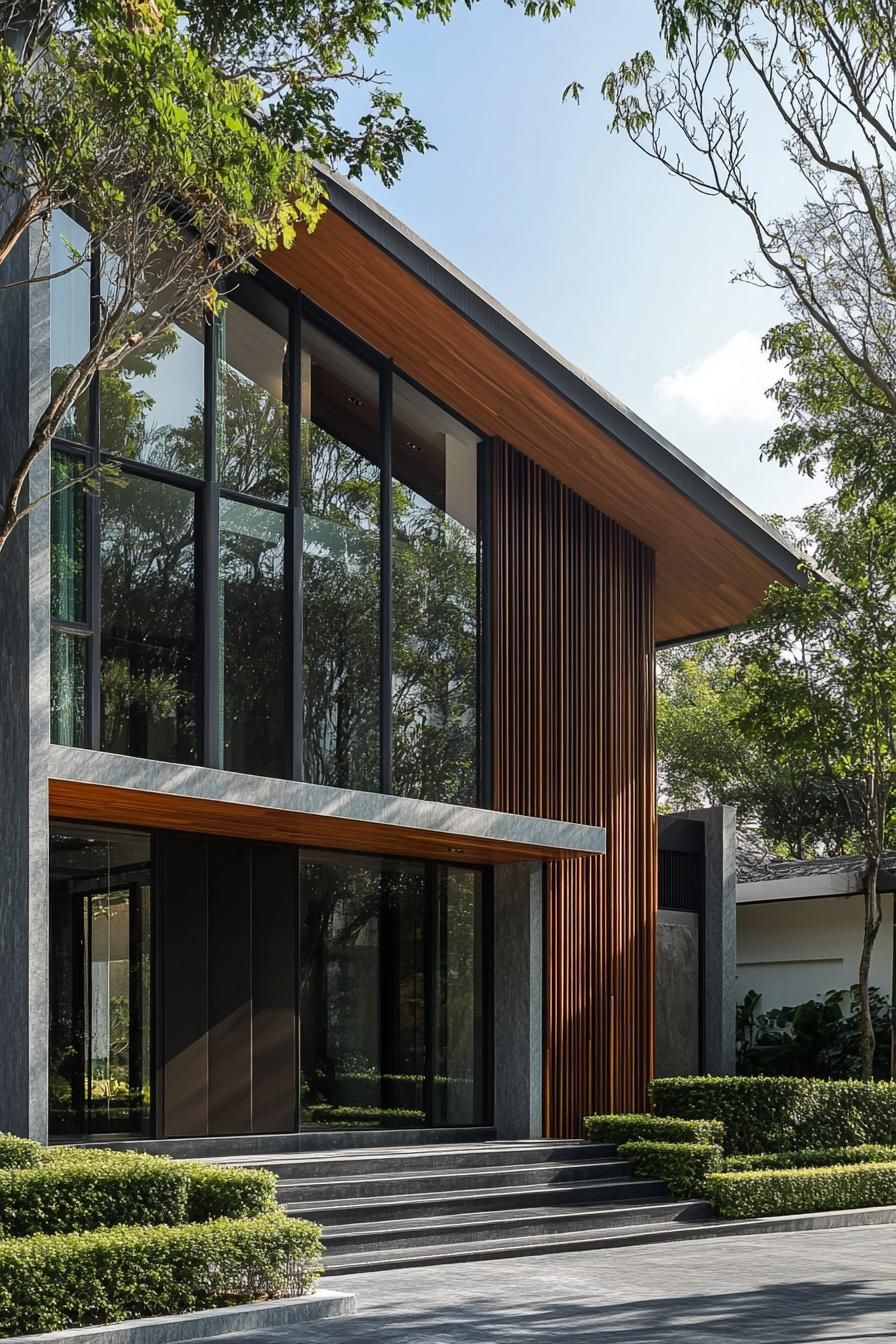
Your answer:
447;846;464;854
347;395;362;406
405;440;421;452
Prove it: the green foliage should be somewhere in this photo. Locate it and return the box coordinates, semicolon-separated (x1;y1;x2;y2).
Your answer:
651;1076;896;1155
722;1145;896;1172
0;1135;48;1170
617;1140;723;1198
583;1113;724;1146
0;1213;322;1336
737;987;895;1080
738;500;896;1077
0;1153;188;1237
761;322;896;506
180;1163;278;1223
656;637;849;856
0;1151;278;1236
707;1162;896;1219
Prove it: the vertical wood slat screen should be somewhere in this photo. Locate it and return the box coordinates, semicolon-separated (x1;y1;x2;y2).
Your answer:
490;441;657;1136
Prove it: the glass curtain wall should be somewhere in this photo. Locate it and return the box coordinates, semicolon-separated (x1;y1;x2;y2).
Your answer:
392;377;479;805
48;824;152;1136
301;324;381;791
217;294;289;776
48;245;484;806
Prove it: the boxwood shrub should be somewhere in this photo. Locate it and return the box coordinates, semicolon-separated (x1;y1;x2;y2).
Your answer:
722;1145;896;1173
583;1113;724;1146
0;1213;322;1337
0;1152;278;1236
617;1140;723;1198
0;1135;47;1170
707;1162;896;1219
180;1163;277;1222
650;1076;896;1154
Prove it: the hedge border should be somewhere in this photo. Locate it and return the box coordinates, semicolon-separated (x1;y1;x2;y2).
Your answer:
707;1161;896;1219
583;1113;724;1147
0;1213;322;1337
617;1140;723;1198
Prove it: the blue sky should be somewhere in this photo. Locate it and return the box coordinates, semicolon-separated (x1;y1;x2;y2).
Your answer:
345;0;828;518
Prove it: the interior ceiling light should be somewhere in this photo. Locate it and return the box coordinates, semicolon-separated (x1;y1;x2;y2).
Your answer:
406;440;422;452
347;395;362;406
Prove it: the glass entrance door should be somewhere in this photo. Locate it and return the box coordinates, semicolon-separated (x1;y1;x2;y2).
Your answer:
298;852;488;1129
49;826;152;1136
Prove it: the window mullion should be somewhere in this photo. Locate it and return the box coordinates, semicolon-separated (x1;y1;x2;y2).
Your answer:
288;295;303;781
379;361;393;796
201;313;221;769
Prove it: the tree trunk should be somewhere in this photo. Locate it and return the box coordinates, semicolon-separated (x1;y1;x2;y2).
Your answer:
859;856;883;1081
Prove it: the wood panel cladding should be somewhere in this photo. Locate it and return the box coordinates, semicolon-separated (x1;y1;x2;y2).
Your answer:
490;441;657;1136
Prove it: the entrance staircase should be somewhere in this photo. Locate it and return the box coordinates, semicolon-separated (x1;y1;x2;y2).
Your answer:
215;1138;719;1273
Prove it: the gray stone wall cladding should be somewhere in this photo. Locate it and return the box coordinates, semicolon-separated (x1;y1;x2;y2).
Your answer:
0;218;51;1140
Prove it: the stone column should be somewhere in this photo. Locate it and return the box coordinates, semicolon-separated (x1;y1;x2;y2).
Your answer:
492;862;542;1139
0;219;51;1139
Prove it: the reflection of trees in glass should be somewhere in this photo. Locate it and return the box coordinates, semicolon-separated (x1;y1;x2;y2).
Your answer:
393;486;478;805
302;424;380;792
220;497;286;777
100;473;196;761
217;362;288;501
299;857;425;1127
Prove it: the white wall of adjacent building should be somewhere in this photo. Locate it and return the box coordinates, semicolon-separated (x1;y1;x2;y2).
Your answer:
736;891;895;1010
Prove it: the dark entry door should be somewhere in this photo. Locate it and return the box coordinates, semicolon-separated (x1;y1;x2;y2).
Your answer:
158;833;298;1138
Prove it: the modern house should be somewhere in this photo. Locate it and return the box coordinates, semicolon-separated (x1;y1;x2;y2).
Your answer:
0;172;804;1150
737;846;896;1011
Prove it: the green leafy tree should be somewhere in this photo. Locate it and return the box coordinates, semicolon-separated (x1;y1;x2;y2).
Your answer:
737;500;896;1079
0;0;574;551
657;637;849;858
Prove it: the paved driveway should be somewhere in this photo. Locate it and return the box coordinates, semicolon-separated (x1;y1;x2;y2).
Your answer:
207;1226;896;1344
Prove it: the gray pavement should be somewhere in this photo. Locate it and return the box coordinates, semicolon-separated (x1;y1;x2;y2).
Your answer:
197;1226;896;1343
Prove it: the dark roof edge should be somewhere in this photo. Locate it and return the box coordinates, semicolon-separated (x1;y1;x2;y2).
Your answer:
319;168;808;589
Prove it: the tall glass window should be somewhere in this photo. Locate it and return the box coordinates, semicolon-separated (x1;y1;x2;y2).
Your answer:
48;824;152;1136
220;499;286;776
302;324;381;792
100;474;197;761
49;212;91;443
392;377;479;804
101;317;205;474
218;293;289;502
50;451;89;746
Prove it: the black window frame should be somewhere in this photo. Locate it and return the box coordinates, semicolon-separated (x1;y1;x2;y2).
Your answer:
49;252;492;804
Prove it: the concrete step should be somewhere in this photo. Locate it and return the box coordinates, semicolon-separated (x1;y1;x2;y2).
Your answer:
323;1208;718;1273
291;1176;665;1225
322;1196;706;1255
277;1158;631;1203
220;1140;614;1182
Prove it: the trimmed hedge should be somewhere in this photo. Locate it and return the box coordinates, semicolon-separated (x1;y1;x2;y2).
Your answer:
585;1112;725;1145
0;1135;46;1170
722;1144;896;1173
583;1113;725;1147
0;1213;322;1337
617;1140;723;1198
707;1162;896;1219
0;1152;278;1237
180;1162;277;1222
651;1076;896;1154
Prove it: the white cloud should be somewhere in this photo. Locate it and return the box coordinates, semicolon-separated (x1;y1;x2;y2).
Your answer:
654;330;779;426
